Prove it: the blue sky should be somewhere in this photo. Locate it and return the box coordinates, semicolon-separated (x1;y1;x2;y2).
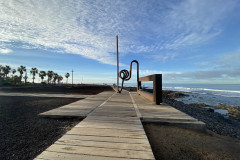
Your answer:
0;0;240;84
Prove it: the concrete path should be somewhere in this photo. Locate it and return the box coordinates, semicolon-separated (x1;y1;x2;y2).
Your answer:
35;91;155;160
39;91;114;118
0;92;89;98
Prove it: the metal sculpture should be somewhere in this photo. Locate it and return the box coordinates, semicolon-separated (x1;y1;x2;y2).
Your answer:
116;36;141;93
118;60;141;93
116;35;162;105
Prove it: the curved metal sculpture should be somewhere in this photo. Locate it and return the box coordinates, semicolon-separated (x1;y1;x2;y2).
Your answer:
118;60;141;93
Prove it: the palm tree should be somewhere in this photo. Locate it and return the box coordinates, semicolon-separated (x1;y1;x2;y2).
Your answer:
2;65;11;79
65;73;70;84
0;65;3;79
23;71;28;85
18;65;26;82
12;69;16;78
30;67;38;84
47;70;54;84
53;73;58;85
57;75;63;84
0;65;2;75
13;75;20;85
39;71;46;83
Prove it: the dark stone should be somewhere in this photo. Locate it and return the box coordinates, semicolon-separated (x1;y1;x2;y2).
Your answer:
205;107;214;112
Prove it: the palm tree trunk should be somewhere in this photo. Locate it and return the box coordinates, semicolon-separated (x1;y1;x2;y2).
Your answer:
20;75;23;84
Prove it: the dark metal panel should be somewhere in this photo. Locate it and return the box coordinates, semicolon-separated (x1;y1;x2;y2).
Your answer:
138;74;162;105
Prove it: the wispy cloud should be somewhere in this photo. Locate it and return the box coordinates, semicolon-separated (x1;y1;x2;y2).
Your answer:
214;52;240;69
0;48;12;54
150;52;178;62
0;0;238;64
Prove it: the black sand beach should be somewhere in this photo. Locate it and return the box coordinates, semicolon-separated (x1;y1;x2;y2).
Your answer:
0;84;113;94
0;96;80;160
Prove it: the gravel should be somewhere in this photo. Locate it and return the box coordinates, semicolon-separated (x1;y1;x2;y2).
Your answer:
0;96;81;160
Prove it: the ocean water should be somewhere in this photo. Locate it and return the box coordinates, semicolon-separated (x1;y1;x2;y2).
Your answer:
124;83;240;106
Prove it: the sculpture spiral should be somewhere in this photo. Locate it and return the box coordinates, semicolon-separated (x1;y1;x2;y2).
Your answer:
118;60;140;93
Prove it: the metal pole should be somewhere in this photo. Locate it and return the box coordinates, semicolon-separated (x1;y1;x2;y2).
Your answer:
116;35;119;92
72;69;74;87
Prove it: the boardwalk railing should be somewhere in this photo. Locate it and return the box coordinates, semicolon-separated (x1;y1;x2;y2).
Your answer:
137;74;162;105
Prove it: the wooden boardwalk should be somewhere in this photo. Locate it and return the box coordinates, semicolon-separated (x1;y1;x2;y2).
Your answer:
130;92;205;130
39;91;114;118
35;91;155;160
35;90;206;159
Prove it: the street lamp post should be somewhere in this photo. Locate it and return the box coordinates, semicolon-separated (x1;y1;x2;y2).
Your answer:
72;69;74;87
116;35;119;93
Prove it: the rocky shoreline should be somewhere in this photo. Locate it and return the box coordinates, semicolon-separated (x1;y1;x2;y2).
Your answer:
163;95;240;140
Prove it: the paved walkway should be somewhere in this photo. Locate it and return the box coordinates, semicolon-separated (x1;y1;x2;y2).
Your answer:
35;91;155;160
0;92;89;98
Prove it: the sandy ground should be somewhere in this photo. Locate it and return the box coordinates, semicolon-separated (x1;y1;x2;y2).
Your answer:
144;124;240;160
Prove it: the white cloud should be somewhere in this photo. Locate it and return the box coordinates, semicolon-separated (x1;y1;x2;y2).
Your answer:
0;0;238;64
0;48;12;54
163;51;240;83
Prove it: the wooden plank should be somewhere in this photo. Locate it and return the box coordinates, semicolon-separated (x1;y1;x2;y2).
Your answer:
39;91;114;118
59;134;150;144
55;139;151;151
66;127;146;138
137;90;154;102
36;151;138;160
139;74;155;81
45;144;155;159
